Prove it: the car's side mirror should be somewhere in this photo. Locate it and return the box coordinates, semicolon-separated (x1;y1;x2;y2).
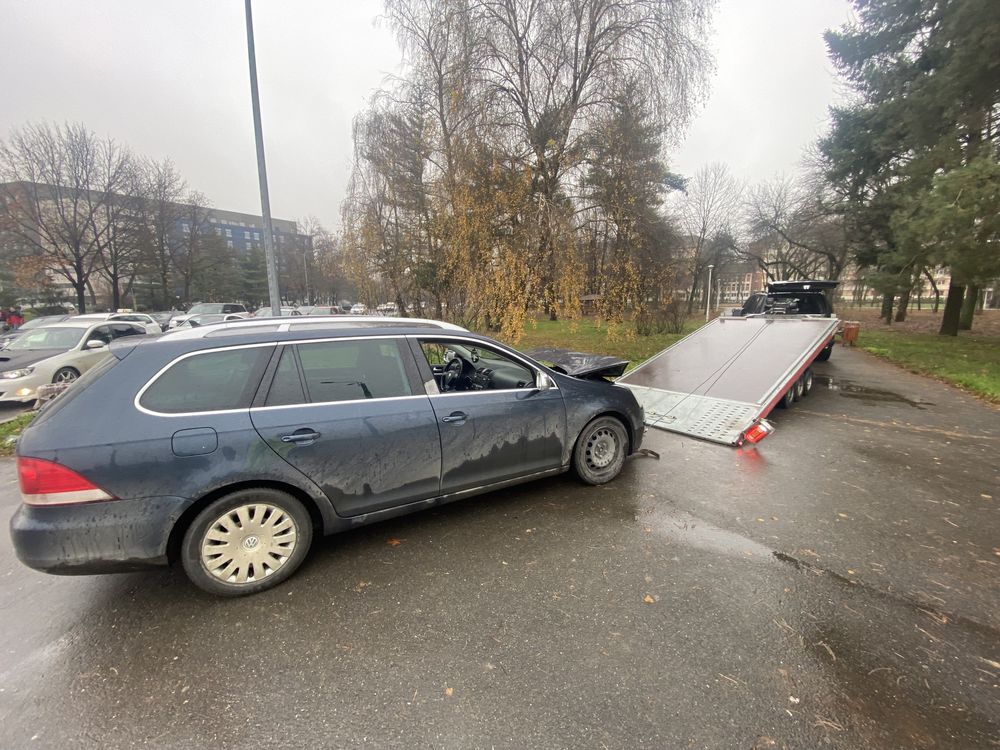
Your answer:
85;339;107;350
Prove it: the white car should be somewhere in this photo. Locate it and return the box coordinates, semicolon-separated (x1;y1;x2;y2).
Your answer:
0;319;148;402
73;313;161;336
349;303;368;315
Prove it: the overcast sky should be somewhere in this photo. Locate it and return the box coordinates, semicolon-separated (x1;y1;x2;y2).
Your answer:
0;0;853;229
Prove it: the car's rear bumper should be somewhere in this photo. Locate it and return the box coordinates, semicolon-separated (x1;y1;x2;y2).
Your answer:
9;495;192;574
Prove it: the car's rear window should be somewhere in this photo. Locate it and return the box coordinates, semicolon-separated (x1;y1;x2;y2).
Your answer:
139;346;272;414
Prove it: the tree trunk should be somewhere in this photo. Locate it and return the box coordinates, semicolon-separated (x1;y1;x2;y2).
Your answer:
939;283;965;336
880;292;894;324
110;277;121;311
75;282;87;314
958;284;979;330
894;287;911;322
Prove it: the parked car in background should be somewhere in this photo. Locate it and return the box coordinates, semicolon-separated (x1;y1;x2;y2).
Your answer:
253;306;302;317
349;303;368;315
376;302;399;316
149;312;175;332
168;303;248;328
0;319;148;401
297;305;339;316
0;315;71;350
72;312;162;336
10;316;643;596
170;313;248;328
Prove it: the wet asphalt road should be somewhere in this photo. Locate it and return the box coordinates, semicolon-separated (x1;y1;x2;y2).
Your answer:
0;347;997;749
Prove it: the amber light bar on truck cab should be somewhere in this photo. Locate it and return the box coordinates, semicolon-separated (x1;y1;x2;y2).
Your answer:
17;457;115;506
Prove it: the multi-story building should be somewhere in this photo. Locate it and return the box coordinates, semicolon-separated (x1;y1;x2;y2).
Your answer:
0;181;312;309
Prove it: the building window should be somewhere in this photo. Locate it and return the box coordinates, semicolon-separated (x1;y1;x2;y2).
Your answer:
182;223;190;233
227;240;234;249
245;231;251;239
215;227;222;236
253;232;260;240
225;228;232;237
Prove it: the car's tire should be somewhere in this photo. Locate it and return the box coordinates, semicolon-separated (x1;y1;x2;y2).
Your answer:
573;416;628;485
815;343;833;362
52;367;80;384
181;488;313;597
800;368;814;396
777;386;796;409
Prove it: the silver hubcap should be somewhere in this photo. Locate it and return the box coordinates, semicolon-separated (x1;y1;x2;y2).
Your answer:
200;503;298;585
55;370;77;383
586;428;618;470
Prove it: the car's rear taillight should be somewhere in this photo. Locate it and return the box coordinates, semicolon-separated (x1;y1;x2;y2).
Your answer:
740;420;774;446
17;457;113;506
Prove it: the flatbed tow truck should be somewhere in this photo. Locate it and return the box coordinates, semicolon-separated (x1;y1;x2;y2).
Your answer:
616;314;839;447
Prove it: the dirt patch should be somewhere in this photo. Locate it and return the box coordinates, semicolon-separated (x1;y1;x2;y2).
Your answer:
839;307;1000;336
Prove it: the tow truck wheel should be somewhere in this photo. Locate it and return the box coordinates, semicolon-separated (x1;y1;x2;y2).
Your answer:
801;368;814;396
793;376;805;401
777;386;795;409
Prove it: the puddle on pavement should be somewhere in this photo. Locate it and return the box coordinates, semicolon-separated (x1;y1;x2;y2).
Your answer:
813;375;934;409
642;508;775;561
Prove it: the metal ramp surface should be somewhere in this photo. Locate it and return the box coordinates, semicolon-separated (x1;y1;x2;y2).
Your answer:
617;316;839;445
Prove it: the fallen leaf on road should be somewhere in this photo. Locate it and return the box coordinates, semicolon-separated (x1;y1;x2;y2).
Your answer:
444;687;454;697
788;696;800;704
386;538;403;547
354;581;371;592
643;594;656;604
980;494;992;499
979;657;1000;670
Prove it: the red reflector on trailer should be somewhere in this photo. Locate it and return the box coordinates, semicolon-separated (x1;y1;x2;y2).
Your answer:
17;457;113;506
741;421;773;445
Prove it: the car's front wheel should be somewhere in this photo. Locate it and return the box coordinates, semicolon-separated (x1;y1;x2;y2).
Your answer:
52;367;80;384
573;416;628;485
181;488;313;597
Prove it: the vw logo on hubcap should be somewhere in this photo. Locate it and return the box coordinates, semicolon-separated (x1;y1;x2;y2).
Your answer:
242;535;261;551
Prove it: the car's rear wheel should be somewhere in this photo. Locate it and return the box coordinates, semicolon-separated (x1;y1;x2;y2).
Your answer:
573;416;628;485
815;342;833;362
52;367;80;384
181;488;313;597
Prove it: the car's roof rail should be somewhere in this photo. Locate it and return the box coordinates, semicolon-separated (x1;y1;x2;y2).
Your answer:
157;315;468;340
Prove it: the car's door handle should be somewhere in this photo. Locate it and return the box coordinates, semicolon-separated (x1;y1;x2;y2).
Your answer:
441;411;467;424
280;429;321;444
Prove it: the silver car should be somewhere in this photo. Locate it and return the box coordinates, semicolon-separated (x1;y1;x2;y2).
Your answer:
0;319;148;402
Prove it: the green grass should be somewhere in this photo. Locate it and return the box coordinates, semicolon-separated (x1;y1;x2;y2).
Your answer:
857;329;1000;403
0;412;35;456
496;318;698;368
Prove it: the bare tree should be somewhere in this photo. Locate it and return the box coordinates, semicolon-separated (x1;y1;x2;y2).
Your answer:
743;176;849;282
136;159;186;308
0;122;132;312
675;163;742;312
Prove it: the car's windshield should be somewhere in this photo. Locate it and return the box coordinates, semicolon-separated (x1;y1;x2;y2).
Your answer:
6;326;84;350
186;304;224;315
18;316;60;331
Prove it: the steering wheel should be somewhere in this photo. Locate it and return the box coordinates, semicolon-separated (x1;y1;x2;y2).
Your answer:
441;356;463;392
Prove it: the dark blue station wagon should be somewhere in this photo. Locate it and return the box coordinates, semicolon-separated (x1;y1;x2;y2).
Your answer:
10;317;644;596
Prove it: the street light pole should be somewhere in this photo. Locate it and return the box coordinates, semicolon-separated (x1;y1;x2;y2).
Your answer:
705;264;714;322
244;0;282;316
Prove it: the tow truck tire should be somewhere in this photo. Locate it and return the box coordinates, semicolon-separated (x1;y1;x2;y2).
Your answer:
793;376;805;401
777;386;795;409
801;368;814;396
815;342;833;362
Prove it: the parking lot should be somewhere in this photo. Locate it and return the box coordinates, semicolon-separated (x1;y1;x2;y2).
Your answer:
0;347;997;749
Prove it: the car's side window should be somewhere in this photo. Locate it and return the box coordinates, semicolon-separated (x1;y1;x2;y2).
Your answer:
293;339;413;403
265;348;306;406
418;339;536;393
87;325;113;346
111;323;144;339
139;346;272;414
